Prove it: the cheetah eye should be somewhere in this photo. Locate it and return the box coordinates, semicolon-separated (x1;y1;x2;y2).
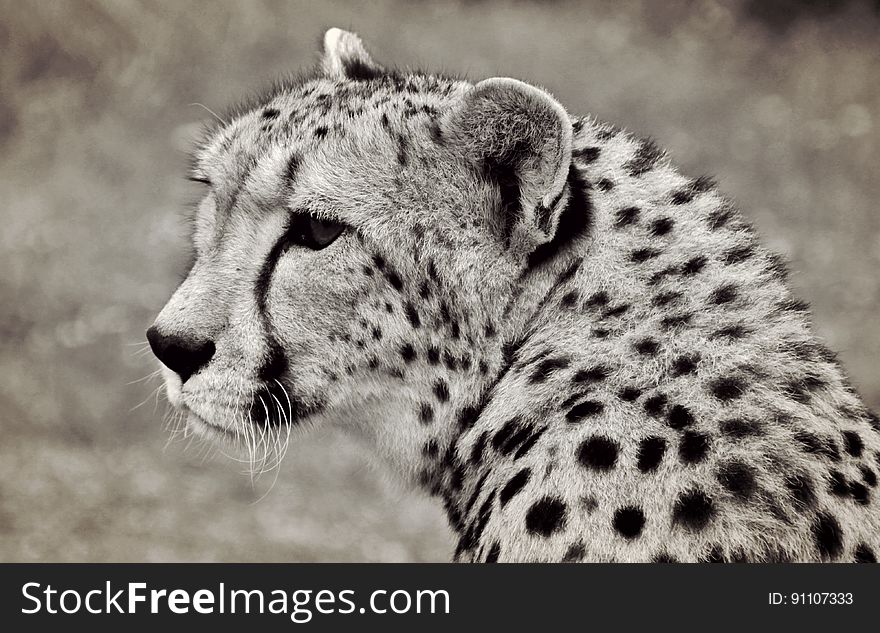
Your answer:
284;213;346;250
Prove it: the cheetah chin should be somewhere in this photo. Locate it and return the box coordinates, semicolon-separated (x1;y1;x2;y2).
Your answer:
148;28;880;562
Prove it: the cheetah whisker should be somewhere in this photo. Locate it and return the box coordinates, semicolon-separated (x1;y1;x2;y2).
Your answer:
188;102;228;126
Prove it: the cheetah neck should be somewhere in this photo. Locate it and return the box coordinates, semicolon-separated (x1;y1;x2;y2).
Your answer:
415;155;599;544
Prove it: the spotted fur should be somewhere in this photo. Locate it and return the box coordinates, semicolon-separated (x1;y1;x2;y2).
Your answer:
150;29;880;563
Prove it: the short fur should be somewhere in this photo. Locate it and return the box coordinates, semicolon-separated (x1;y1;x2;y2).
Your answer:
150;30;880;563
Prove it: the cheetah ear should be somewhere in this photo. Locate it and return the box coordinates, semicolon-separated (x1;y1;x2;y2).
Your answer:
322;28;384;80
441;77;573;255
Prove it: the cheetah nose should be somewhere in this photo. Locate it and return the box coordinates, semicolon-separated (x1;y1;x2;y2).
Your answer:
146;326;216;384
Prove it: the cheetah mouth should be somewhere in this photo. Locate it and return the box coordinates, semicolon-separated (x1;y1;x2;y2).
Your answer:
248;379;301;428
181;380;322;437
184;406;296;474
178;377;334;473
185;409;238;440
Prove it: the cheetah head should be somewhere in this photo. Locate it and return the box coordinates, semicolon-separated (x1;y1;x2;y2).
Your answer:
148;29;584;476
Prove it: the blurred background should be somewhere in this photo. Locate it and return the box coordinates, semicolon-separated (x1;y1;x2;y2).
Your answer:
0;0;878;562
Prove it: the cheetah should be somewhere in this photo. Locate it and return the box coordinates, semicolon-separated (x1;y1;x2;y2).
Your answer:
147;28;880;562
